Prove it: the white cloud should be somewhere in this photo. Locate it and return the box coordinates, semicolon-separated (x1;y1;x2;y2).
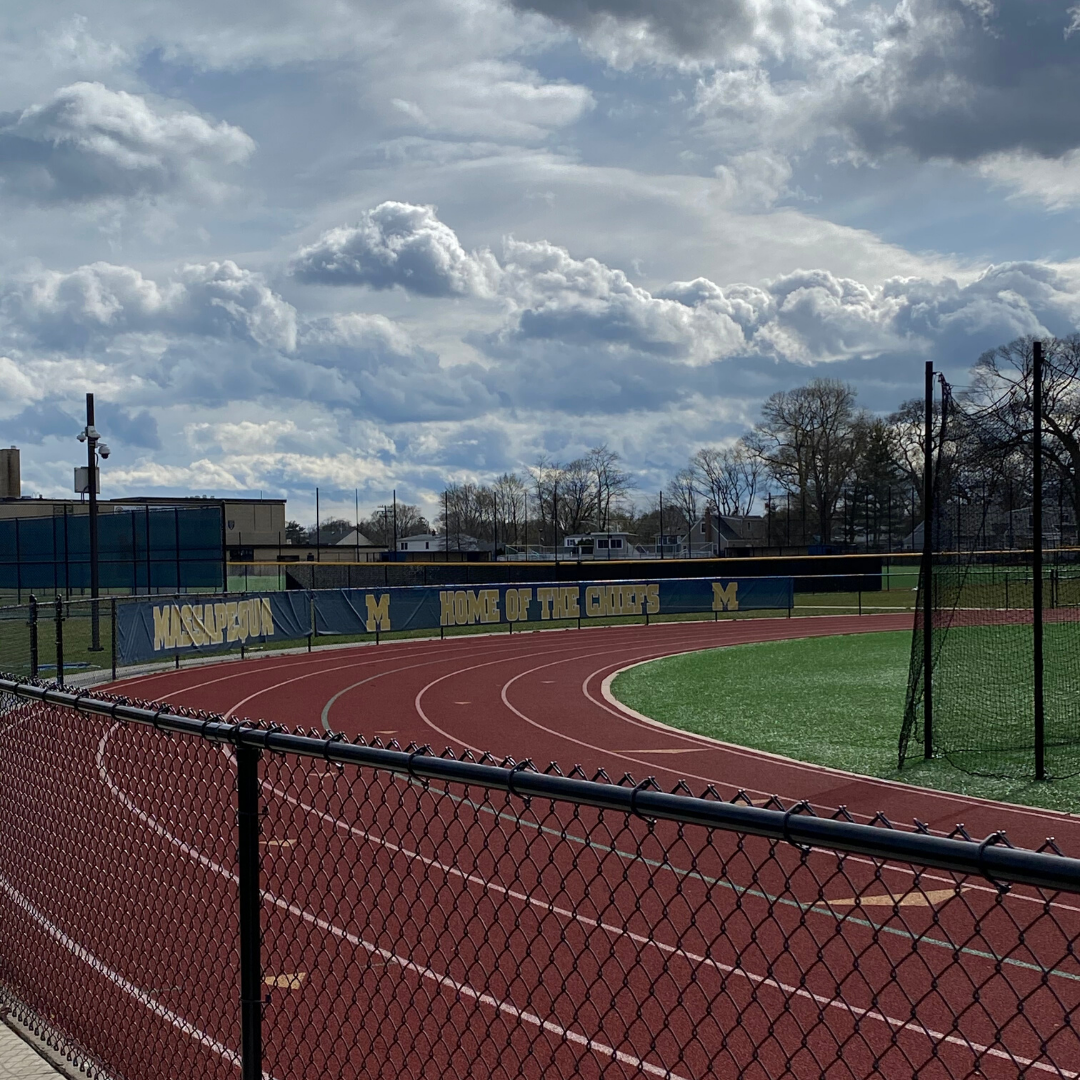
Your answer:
0;355;41;405
2;260;296;351
290;202;501;297
0;82;255;203
712;150;793;210
978;150;1080;210
385;60;592;141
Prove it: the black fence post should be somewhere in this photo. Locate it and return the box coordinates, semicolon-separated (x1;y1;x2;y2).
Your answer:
922;360;935;760
236;745;263;1080
28;594;38;679
1033;339;1046;781
54;595;64;688
111;597;118;681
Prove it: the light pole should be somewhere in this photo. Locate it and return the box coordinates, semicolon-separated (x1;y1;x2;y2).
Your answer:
77;393;110;651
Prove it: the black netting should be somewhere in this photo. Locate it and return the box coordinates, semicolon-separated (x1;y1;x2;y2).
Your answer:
900;364;1080;778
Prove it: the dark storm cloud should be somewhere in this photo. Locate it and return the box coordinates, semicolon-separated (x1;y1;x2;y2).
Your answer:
505;0;831;62
837;0;1080;162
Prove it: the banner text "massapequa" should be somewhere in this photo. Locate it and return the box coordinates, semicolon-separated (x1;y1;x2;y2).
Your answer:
117;592;314;666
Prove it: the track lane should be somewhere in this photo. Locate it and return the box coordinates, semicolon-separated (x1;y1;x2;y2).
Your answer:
68;611;1080;1078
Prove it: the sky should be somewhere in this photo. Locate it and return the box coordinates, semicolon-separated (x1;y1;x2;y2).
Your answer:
3;0;1080;526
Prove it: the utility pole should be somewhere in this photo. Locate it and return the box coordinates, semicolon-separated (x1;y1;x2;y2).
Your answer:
78;394;110;652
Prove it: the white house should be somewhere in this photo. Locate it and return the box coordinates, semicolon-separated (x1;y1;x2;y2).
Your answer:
561;531;632;557
397;532;479;553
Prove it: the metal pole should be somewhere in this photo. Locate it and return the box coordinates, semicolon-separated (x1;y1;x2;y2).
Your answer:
28;595;38;679
236;745;264;1080
86;393;102;650
392;489;398;554
315;487;320;562
354;489;359;561
111;596;117;681
1033;340;1046;781
553;481;559;567
922;360;935;760
14;516;21;604
55;594;64;688
658;490;664;559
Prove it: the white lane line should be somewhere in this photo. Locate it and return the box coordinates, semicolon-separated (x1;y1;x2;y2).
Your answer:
0;873;277;1076
257;752;1078;1078
590;642;1080;829
0;713;274;1079
95;724;690;1080
495;651;1080;917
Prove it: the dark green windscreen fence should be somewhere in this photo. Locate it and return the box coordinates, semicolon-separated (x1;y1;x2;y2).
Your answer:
900;369;1080;779
0;505;224;597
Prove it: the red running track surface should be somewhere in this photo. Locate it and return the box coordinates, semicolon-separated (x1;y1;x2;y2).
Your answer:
110;612;1080;849
3;613;1079;1080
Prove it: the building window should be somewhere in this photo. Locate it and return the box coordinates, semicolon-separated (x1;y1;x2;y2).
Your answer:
611;538;623;549
596;537;609;549
701;523;707;533
425;542;429;550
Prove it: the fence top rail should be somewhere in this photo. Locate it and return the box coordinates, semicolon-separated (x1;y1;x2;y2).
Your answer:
2;676;1078;894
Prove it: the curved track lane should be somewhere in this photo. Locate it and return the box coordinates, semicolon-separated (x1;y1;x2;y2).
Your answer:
108;613;1080;850
7;613;1079;1080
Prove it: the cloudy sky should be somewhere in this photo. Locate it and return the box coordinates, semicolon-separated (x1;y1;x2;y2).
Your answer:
3;0;1080;524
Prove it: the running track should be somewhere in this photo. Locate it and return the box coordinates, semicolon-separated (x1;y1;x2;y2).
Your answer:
2;613;1079;1079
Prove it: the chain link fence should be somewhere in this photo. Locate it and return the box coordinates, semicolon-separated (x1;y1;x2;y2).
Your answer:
0;570;925;685
1;678;1079;1079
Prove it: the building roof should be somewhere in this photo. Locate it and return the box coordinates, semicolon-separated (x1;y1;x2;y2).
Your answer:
334;528;376;547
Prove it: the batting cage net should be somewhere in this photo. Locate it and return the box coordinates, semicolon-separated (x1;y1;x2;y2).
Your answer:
900;344;1080;779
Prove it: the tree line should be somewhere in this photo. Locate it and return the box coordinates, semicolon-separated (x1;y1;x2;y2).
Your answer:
287;335;1079;552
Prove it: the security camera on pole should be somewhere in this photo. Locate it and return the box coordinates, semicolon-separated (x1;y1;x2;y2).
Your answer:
77;393;110;651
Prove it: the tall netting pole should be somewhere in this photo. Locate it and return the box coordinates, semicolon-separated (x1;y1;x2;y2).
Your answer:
922;360;935;759
1033;339;1046;781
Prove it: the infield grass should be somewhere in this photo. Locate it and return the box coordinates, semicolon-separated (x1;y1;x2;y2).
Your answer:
611;630;1080;813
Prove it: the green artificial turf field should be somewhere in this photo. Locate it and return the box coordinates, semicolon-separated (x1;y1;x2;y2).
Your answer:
611;630;1080;813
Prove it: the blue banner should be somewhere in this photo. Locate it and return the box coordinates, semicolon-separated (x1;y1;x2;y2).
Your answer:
114;577;791;668
312;577;793;636
117;591;312;666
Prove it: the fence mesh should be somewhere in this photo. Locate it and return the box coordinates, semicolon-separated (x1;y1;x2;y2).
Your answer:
2;681;1080;1079
900;374;1080;779
0;689;238;1078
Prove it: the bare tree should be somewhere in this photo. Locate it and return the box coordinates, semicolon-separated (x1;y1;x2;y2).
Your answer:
665;467;699;535
691;442;761;517
968;334;1080;526
493;472;528;545
361;505;429;546
746;379;865;543
557;458;596;535
586;444;632;529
